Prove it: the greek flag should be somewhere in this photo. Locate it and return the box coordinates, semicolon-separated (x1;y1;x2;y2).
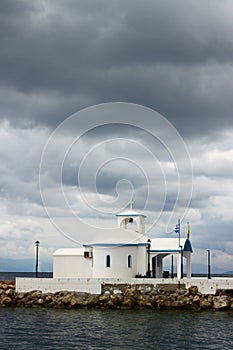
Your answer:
174;223;180;234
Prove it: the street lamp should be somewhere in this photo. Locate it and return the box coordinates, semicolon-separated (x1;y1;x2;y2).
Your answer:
171;255;174;279
147;239;151;278
206;249;211;279
35;240;40;278
179;245;183;279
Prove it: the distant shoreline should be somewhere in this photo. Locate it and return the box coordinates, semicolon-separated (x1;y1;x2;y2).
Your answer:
0;272;233;281
0;272;53;280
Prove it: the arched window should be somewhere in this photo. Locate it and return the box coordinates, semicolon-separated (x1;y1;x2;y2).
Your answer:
128;255;132;268
106;255;111;268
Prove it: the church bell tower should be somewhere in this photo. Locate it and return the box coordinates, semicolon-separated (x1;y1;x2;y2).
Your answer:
116;201;146;235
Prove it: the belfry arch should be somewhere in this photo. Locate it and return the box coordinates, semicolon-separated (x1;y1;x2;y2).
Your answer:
116;208;146;235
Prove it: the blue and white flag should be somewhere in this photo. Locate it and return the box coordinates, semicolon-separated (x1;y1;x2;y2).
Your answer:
174;223;180;234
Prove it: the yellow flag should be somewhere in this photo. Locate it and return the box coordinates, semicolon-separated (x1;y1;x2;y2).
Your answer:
186;222;190;238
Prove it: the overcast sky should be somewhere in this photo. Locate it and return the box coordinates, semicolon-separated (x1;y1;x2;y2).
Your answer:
0;0;233;272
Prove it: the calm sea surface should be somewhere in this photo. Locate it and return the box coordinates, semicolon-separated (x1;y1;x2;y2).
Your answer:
1;272;233;349
1;308;233;350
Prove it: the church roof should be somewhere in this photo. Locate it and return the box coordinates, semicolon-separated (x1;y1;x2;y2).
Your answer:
53;248;84;256
150;238;188;253
116;209;146;217
84;227;147;246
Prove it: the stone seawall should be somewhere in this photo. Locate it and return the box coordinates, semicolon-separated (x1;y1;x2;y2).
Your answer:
2;281;233;310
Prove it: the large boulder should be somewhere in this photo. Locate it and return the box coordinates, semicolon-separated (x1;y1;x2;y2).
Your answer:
122;297;135;308
188;286;198;295
200;299;212;310
212;296;229;310
1;296;13;306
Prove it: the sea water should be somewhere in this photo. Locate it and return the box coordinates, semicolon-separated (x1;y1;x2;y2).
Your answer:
1;308;233;349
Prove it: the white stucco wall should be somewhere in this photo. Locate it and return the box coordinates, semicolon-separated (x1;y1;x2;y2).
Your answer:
92;246;138;278
53;245;146;279
53;255;93;278
136;245;147;276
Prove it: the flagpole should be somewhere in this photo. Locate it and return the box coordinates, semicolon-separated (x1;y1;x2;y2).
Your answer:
178;217;180;247
174;218;182;278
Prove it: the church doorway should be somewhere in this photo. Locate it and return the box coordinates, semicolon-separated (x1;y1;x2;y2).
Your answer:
152;256;156;278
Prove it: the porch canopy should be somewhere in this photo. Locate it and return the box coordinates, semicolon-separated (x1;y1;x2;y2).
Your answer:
150;238;192;278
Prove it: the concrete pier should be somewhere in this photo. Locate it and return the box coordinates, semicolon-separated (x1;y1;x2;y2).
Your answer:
16;277;233;295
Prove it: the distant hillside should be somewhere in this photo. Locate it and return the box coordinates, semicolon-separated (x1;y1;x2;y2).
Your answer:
164;263;230;275
0;257;52;272
191;263;227;274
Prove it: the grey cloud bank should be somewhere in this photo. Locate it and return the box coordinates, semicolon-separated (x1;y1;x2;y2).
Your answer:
0;0;233;134
0;0;232;272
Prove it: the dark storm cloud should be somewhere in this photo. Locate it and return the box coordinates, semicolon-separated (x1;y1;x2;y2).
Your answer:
0;0;233;135
0;124;48;210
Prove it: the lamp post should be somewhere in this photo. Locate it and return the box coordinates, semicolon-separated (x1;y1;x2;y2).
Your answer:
147;239;151;278
171;255;174;279
179;245;183;279
206;249;211;279
35;240;40;278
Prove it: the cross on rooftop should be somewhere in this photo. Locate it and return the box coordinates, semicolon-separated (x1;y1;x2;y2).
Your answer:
129;199;134;209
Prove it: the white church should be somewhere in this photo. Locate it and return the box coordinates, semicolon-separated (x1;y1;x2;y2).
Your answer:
53;204;193;279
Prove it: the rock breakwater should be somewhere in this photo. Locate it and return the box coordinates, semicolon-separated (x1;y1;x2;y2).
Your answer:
1;281;233;310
